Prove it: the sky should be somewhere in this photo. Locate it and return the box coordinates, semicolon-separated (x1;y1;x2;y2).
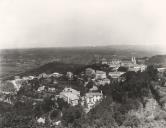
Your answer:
0;0;166;52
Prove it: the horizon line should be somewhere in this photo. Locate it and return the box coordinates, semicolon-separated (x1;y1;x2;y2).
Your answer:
0;44;160;50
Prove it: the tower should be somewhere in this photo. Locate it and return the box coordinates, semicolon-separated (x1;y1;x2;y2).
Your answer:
131;57;136;64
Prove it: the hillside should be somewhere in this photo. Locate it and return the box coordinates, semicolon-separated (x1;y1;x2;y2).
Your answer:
146;55;166;66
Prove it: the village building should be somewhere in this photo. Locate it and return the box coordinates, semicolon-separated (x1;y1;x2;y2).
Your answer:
48;87;56;92
100;58;108;64
22;75;35;80
109;71;125;79
37;86;45;92
128;64;147;72
38;73;49;79
37;117;46;124
95;70;107;80
120;57;147;72
22;76;30;80
157;67;166;73
50;72;63;78
108;59;121;70
59;87;80;106
66;72;73;79
81;92;103;112
89;85;98;92
95;78;110;86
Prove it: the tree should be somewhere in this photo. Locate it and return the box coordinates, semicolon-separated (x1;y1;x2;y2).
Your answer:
86;81;94;90
57;98;70;111
118;66;128;72
41;96;56;113
123;115;141;127
62;105;84;126
146;65;158;81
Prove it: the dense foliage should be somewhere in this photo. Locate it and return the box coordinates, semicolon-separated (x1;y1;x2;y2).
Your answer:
0;64;160;128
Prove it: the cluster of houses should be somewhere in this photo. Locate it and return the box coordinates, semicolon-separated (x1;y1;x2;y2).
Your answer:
0;56;149;125
0;56;147;108
58;87;103;112
100;56;147;72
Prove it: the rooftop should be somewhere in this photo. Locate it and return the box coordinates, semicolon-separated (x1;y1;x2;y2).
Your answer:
60;92;79;100
85;92;102;98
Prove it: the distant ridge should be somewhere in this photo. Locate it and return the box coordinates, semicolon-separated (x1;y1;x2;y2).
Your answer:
147;55;166;66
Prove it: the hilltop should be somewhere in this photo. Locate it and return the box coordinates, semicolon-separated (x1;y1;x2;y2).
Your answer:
146;55;166;66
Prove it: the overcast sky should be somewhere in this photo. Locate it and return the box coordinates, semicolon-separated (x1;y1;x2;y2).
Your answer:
0;0;166;51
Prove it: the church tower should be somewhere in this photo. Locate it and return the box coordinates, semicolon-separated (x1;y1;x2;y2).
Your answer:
131;57;136;64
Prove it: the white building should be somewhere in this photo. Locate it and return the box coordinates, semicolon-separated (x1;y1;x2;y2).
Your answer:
66;72;73;79
82;92;103;111
109;71;125;79
48;87;56;92
120;57;147;72
38;73;48;79
157;67;166;73
128;64;147;72
95;70;107;80
50;72;63;78
108;59;121;69
22;76;35;80
37;117;45;124
89;86;98;92
37;86;45;92
95;78;110;86
59;87;80;106
100;58;108;64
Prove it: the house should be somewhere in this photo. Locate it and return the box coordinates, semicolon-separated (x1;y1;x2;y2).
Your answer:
157;67;166;73
95;70;107;80
95;78;110;86
108;59;121;69
100;58;108;64
22;76;30;80
109;71;125;79
10;78;25;91
50;72;62;78
37;86;45;92
28;76;35;80
38;73;48;79
37;117;45;124
22;76;35;80
89;85;98;92
63;87;80;96
48;87;56;92
128;65;146;72
59;87;80;106
53;120;61;126
66;72;73;79
82;92;103;111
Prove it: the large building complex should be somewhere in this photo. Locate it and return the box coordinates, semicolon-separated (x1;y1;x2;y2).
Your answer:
59;87;80;106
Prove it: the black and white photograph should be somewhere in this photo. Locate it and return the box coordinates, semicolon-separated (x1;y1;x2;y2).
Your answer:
0;0;166;127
